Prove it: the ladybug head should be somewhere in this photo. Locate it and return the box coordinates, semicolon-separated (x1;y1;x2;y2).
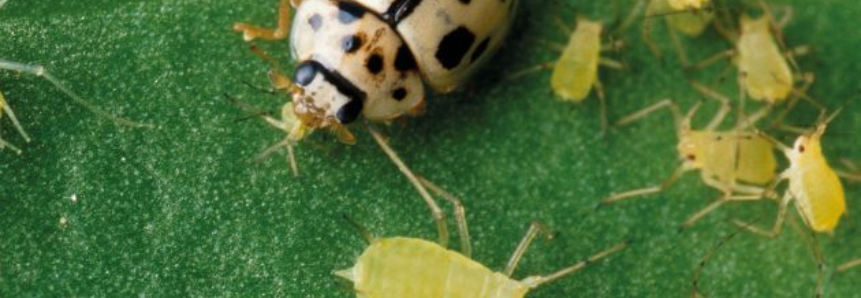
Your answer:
290;60;366;130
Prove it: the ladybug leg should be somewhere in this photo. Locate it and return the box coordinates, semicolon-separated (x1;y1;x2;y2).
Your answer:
233;0;292;41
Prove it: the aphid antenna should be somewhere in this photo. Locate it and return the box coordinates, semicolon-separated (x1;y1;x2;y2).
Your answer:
503;221;554;277
222;93;274;123
340;213;375;245
690;214;766;298
0;59;153;128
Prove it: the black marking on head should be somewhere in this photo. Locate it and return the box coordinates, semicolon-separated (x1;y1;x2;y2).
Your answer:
294;61;319;86
341;34;363;53
309;14;323;31
337;1;366;24
297;60;367;124
458;0;471;3
471;37;490;62
366;54;384;74
393;88;407;101
336;97;364;124
383;0;424;24
436;26;476;70
394;44;418;72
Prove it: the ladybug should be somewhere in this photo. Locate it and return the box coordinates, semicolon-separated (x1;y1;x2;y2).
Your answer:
235;0;518;141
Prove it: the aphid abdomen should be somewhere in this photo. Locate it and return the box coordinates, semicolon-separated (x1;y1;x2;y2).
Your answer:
793;164;846;232
736;17;793;102
551;19;602;102
736;136;778;185
347;237;529;298
651;0;714;36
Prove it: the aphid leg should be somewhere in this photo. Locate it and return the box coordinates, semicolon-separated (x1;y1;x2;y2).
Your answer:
837;259;861;273
616;0;648;35
340;213;375;244
0;91;29;154
503;222;553;277
505;62;555;81
0;59;152;128
601;40;626;53
615;99;682;128
521;241;629;288
836;159;861;182
691;216;765;298
693;49;734;70
690;81;732;130
681;192;764;228
232;0;292;41
416;176;472;258
640;0;665;59
366;124;450;248
667;24;692;66
602;163;691;204
594;79;609;134
792;212;827;298
732;192;792;238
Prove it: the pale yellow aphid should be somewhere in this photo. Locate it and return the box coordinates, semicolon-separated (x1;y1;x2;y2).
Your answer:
696;3;811;103
667;0;711;10
512;16;624;132
337;181;628;298
0;59;150;154
734;113;846;235
603;88;777;228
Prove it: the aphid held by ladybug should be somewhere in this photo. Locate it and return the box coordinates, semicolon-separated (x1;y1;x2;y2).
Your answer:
509;14;626;132
336;187;628;298
0;59;151;154
695;1;812;104
233;0;518;248
602;86;777;228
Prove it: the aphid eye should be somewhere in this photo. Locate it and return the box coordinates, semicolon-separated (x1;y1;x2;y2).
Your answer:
798;144;806;153
687;154;697;161
336;99;363;124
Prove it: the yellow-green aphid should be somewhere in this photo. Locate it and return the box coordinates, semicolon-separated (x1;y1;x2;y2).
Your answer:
0;59;149;154
337;185;628;298
603;93;776;228
636;0;715;65
545;16;624;131
696;3;810;103
735;113;846;235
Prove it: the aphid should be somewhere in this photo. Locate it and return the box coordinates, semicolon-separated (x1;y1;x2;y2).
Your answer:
602;87;776;228
0;59;150;154
233;0;518;246
733;111;846;236
336;183;628;298
511;15;625;131
695;2;812;104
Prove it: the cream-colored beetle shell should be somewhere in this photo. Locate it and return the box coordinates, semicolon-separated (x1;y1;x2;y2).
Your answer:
289;0;518;124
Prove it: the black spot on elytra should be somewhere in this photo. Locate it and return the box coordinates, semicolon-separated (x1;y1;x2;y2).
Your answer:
341;35;363;53
336;98;363;124
366;54;384;74
383;0;424;24
471;37;490;62
393;88;407;101
338;1;365;24
308;14;323;31
294;61;318;86
436;26;476;70
394;45;418;71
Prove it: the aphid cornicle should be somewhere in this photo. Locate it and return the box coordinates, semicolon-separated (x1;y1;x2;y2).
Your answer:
0;59;150;154
602;88;777;228
336;183;628;298
234;0;518;248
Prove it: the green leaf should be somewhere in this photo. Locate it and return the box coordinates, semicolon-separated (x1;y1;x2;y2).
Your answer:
1;0;859;297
